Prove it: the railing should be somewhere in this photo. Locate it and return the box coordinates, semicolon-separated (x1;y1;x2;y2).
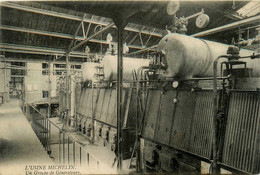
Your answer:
19;97;108;174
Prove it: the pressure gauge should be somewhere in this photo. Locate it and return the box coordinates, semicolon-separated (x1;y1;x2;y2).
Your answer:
172;81;179;88
196;14;210;28
167;1;180;16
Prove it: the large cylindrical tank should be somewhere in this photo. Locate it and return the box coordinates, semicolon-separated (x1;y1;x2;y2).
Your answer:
82;62;100;82
101;55;150;81
157;33;260;78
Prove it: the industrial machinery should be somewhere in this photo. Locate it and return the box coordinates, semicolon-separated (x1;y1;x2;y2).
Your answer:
58;55;149;160
58;33;260;174
138;33;260;174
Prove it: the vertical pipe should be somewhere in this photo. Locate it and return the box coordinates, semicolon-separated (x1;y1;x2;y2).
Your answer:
73;141;75;165
68;137;70;164
3;60;6;103
87;153;89;166
116;18;123;171
44;119;46;150
80;147;82;166
212;55;227;174
48;62;52;153
63;132;65;164
66;53;70;127
49;121;51;154
59;130;61;163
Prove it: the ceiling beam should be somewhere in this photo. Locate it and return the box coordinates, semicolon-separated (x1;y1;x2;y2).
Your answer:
1;2;163;37
0;43;90;58
72;23;114;51
0;25;148;50
0;48;88;58
1;57;84;64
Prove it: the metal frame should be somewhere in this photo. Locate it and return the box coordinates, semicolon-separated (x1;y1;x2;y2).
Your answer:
1;2;163;37
0;25;148;50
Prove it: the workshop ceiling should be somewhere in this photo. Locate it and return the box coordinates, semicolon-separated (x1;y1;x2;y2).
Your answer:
0;1;259;61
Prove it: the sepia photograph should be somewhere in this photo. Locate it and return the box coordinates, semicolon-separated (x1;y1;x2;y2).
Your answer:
0;0;260;174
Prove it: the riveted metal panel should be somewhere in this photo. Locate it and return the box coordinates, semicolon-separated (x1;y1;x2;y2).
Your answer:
85;88;94;118
82;88;90;116
142;90;161;139
100;89;112;122
222;91;260;174
126;88;137;128
95;88;105;120
189;91;214;159
78;88;86;115
107;89;117;126
154;91;177;145
170;91;195;151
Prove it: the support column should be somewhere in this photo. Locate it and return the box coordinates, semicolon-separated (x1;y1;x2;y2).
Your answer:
66;53;70;127
113;16;128;171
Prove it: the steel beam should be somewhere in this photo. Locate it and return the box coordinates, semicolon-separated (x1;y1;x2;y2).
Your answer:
1;2;163;37
0;25;146;50
72;23;114;51
113;16;128;171
0;43;90;57
126;44;158;55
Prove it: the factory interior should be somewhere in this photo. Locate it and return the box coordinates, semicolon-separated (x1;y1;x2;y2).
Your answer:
0;0;260;174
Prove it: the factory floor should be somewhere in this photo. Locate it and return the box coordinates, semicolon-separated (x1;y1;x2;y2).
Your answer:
0;98;134;174
0;99;53;175
48;117;134;174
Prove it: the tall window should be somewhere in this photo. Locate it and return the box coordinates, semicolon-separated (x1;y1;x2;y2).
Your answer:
42;63;49;75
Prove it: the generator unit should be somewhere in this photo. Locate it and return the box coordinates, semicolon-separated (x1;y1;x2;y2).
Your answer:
138;33;260;174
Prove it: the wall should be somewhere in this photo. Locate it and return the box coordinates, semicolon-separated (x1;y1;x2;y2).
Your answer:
23;62;57;104
0;62;11;103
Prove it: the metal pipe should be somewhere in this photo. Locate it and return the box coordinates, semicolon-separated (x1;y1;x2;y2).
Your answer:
63;132;65;164
48;61;51;154
73;141;75;165
66;54;70;127
135;66;150;172
116;20;124;170
68;137;70;164
212;55;229;174
87;153;89;166
59;130;61;164
80;147;82;166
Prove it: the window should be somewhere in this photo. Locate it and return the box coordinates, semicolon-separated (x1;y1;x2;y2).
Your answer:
42;91;49;98
42;63;49;75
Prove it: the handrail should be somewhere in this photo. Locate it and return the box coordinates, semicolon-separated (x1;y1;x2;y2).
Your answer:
21;97;61;129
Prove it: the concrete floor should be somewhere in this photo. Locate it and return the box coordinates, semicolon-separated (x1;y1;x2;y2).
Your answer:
0;99;134;175
48;117;134;174
0;99;53;175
